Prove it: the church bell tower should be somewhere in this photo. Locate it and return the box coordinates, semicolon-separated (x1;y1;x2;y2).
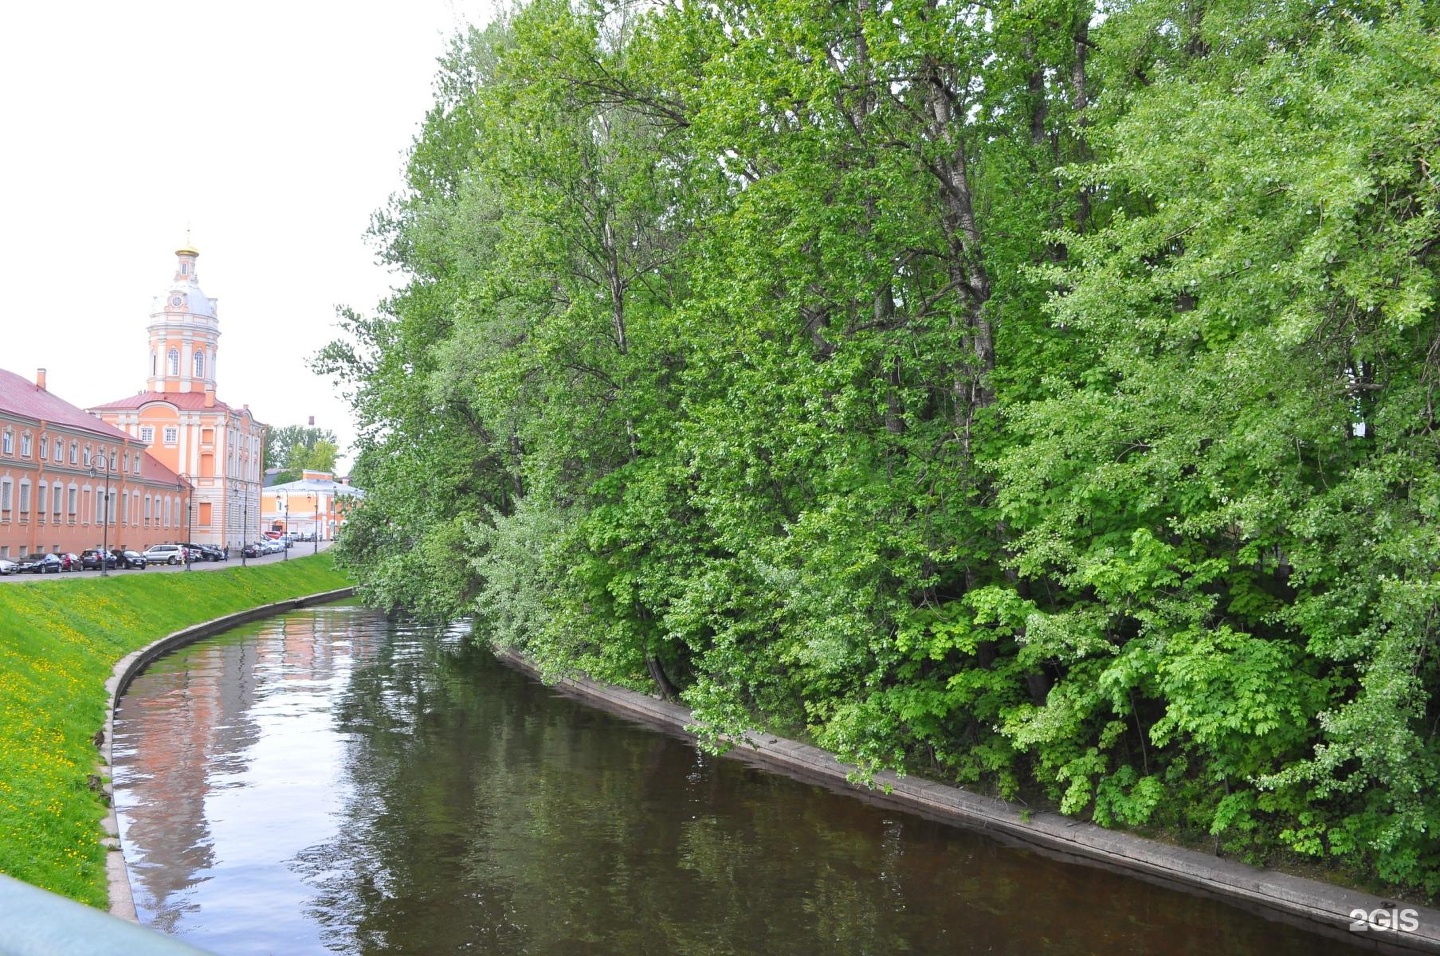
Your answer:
146;239;220;395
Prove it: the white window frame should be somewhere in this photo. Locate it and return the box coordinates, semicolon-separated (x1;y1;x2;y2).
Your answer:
163;426;178;446
20;434;32;457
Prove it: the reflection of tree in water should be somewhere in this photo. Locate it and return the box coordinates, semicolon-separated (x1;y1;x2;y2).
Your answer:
286;616;1358;956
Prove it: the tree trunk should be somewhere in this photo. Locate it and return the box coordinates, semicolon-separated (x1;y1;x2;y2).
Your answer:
646;653;681;701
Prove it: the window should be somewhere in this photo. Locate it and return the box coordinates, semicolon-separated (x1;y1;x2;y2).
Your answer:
140;426;154;444
18;482;29;514
168;349;179;375
83;446;92;467
151;352;157;377
144;496;152;520
1;478;11;511
36;485;46;516
39;437;48;459
52;483;62;517
121;491;129;525
2;431;11;455
110;451;117;471
194;350;205;378
67;486;77;517
134;456;141;475
20;434;32;457
164;427;178;445
69;442;77;465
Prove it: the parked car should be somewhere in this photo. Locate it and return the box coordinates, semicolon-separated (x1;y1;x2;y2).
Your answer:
20;553;62;574
81;548;117;571
241;542;262;558
183;543;226;562
59;552;81;572
112;550;149;570
142;544;186;565
0;558;17;576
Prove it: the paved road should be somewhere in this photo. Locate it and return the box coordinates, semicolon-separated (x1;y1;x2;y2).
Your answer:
0;541;333;583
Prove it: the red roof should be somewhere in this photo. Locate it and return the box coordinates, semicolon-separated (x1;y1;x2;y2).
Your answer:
0;368;135;441
89;390;249;416
138;455;187;488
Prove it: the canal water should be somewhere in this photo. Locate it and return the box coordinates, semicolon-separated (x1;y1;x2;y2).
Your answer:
111;605;1363;955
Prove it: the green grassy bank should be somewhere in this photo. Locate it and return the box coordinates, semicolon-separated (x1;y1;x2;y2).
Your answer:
0;554;353;908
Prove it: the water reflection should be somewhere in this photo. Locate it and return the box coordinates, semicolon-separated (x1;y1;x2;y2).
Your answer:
112;607;1362;955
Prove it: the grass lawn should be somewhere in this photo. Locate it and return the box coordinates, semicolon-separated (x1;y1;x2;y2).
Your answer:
0;553;353;908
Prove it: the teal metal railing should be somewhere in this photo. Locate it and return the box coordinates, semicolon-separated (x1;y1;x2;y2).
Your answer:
0;875;210;955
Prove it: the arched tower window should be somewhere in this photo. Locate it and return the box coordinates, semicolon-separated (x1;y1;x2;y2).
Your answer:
168;349;179;376
193;350;205;378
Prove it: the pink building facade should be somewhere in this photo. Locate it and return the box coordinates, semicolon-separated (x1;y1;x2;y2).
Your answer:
89;243;266;551
0;367;189;560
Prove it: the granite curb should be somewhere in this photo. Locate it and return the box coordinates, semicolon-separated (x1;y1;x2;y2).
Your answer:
100;587;357;921
493;647;1440;955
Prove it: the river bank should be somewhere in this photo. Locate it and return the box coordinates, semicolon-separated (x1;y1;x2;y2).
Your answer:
0;553;352;908
491;647;1440;955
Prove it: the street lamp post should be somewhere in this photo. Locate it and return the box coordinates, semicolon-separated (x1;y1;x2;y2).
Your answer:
179;476;193;570
311;492;319;554
88;462;112;577
239;480;249;568
282;492;289;561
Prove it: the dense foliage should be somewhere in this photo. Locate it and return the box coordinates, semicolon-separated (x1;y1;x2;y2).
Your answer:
320;0;1440;897
264;423;341;483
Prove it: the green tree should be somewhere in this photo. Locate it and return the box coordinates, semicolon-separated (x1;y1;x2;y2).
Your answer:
319;0;1440;900
1000;0;1440;889
264;424;340;475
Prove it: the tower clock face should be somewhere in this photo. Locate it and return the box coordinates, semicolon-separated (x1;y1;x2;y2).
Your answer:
171;295;184;307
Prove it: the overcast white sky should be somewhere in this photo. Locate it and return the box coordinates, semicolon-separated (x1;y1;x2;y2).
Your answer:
1;0;496;470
